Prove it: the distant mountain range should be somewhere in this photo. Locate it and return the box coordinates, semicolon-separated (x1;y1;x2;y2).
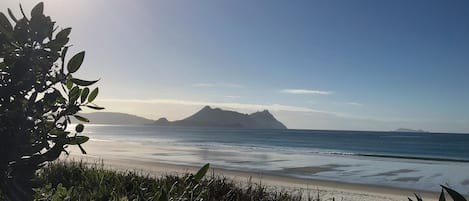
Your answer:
155;106;287;129
80;106;287;129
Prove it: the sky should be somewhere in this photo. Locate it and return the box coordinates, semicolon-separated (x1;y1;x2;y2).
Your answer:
1;0;469;133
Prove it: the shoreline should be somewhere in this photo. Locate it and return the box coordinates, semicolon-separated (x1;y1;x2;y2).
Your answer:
69;126;469;195
64;154;441;201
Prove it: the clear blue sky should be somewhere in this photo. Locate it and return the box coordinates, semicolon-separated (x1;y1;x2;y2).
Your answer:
2;0;469;132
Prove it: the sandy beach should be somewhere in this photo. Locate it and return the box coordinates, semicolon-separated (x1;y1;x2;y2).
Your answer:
64;153;440;201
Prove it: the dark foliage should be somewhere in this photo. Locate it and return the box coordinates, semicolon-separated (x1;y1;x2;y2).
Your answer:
408;186;467;201
0;2;102;200
34;161;304;201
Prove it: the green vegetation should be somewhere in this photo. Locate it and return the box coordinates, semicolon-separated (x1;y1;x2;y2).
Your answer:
0;2;101;200
32;161;469;201
33;161;303;201
409;186;467;201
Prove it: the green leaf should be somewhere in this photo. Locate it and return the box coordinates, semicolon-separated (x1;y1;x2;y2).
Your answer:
69;86;80;103
88;88;98;102
86;105;105;110
56;27;71;39
29;92;38;104
78;144;87;154
61;46;69;67
68;136;89;145
81;87;89;103
75;124;84;133
50;128;70;137
194;163;210;183
19;4;28;21
70;78;99;86
56;96;66;104
439;189;446;201
73;115;89;123
69;86;79;95
66;79;73;89
31;2;44;17
441;185;467;201
7;8;18;23
53;37;69;48
67;51;85;73
0;12;13;32
48;31;69;50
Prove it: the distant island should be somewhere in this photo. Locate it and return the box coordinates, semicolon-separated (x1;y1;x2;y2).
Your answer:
79;106;287;129
394;128;428;133
155;106;287;129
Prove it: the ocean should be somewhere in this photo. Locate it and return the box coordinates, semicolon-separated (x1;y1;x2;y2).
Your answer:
77;124;469;193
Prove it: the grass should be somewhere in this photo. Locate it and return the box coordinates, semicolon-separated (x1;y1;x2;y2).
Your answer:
26;160;469;201
33;161;308;201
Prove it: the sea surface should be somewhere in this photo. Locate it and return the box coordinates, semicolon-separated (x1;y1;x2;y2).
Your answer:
77;124;469;193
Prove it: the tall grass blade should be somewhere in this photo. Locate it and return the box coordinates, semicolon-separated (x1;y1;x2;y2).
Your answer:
158;188;168;201
441;185;467;201
439;189;446;201
194;163;210;183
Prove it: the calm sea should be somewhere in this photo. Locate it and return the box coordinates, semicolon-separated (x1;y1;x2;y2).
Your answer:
79;125;469;193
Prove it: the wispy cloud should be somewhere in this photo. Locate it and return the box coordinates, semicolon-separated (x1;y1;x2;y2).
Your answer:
225;95;241;99
281;89;334;95
193;83;244;88
346;102;363;106
223;84;244;88
193;83;215;87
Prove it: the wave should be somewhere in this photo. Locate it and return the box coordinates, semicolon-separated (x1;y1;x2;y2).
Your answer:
310;150;469;163
355;153;469;163
379;135;424;138
177;141;469;163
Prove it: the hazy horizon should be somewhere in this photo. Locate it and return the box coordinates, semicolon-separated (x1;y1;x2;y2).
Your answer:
2;0;468;133
82;106;468;134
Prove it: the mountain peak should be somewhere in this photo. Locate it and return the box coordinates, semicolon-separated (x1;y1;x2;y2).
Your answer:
202;105;212;110
155;117;170;124
250;109;275;119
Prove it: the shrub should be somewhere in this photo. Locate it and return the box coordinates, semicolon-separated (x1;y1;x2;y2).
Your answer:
0;2;102;200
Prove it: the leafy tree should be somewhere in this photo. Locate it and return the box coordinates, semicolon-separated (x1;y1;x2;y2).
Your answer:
0;2;103;200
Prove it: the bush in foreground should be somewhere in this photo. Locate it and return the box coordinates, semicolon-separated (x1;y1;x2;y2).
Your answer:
1;2;102;199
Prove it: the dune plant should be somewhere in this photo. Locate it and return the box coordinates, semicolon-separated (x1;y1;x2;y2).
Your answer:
35;160;469;201
409;186;467;201
0;2;102;200
34;161;305;201
34;161;212;201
